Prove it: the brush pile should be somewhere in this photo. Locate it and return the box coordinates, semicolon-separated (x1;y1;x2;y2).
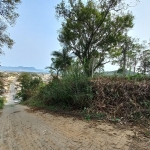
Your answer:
91;77;150;122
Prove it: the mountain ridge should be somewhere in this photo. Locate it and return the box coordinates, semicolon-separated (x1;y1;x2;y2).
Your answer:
0;66;48;73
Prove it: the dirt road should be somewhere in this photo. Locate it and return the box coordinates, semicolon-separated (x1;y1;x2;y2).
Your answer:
5;78;17;106
0;104;141;150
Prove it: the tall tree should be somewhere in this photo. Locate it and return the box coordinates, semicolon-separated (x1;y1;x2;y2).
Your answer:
0;0;21;55
56;0;134;76
126;42;143;73
138;50;150;74
110;36;142;76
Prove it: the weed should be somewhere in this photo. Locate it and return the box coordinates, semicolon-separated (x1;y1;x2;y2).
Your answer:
84;114;91;121
94;113;106;119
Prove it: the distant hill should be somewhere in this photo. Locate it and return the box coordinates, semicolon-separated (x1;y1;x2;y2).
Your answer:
0;66;49;73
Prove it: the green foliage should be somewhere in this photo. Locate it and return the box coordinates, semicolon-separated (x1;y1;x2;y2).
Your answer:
32;64;93;109
110;36;143;76
46;49;73;76
0;0;21;25
126;73;150;81
16;72;43;101
56;0;134;76
84;114;91;121
138;50;150;74
0;97;5;109
0;22;14;53
117;68;123;74
0;73;4;94
0;0;21;54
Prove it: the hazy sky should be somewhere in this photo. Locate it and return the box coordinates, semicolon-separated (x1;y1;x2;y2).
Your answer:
0;0;150;71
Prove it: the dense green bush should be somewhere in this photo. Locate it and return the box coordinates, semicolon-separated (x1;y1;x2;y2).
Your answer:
126;73;150;81
16;73;43;101
33;65;93;109
0;97;5;109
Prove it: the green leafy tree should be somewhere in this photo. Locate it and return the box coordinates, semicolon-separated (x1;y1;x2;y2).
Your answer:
56;0;134;76
0;22;14;53
110;36;142;76
0;0;21;55
138;50;150;74
126;42;143;74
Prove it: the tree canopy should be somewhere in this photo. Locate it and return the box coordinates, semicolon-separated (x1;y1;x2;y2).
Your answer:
56;0;134;76
0;0;21;25
0;0;21;55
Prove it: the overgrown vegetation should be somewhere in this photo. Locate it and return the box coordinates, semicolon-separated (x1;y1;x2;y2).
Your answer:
18;71;150;124
0;73;4;94
19;66;93;110
16;72;43;101
0;97;5;109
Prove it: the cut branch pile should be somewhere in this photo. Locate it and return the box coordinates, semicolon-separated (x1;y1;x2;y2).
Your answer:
91;77;150;122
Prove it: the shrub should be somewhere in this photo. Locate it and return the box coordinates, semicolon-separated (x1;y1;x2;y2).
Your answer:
0;97;5;109
34;64;93;109
16;73;43;101
0;73;4;94
126;73;150;81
